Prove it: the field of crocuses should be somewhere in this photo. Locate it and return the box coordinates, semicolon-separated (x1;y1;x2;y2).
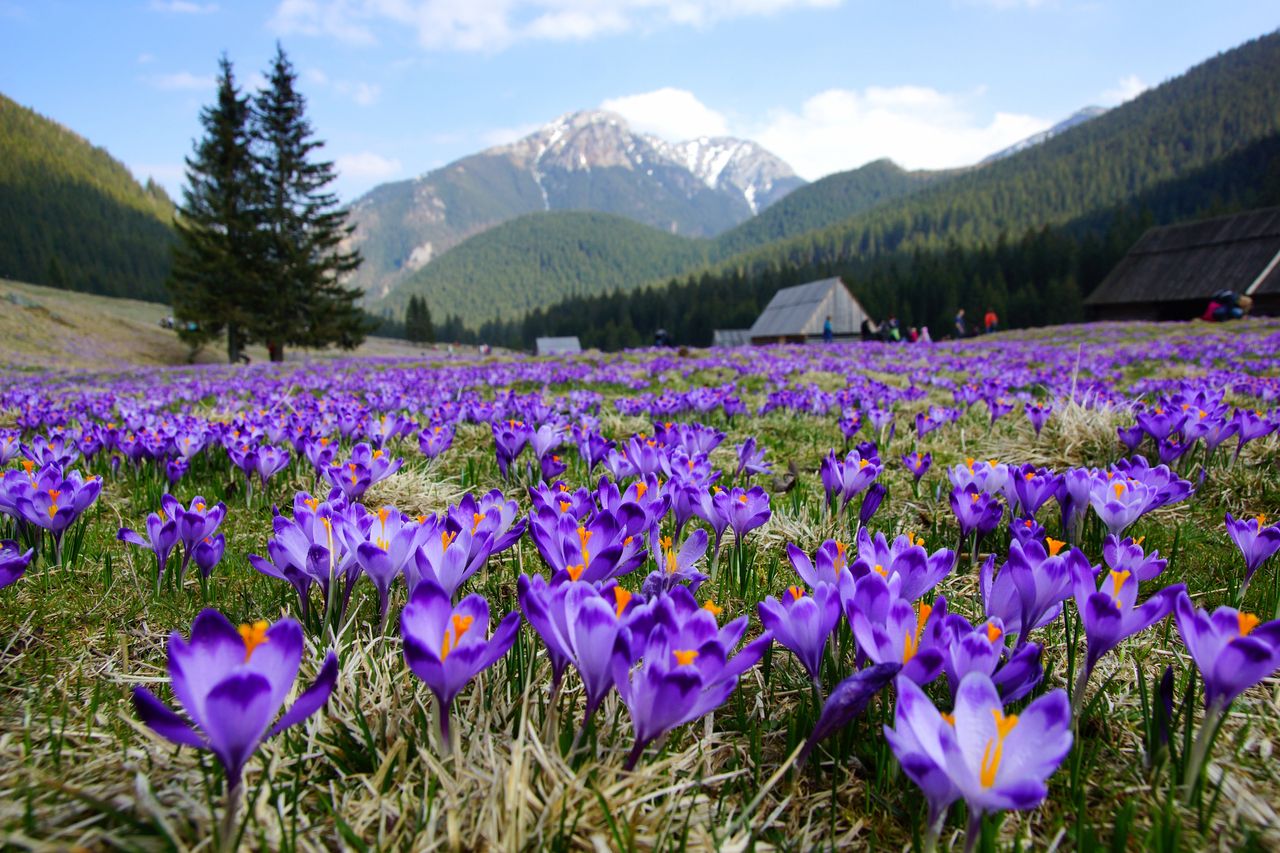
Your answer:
2;319;1279;851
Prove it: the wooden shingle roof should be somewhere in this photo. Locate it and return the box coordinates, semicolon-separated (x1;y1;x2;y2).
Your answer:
1085;207;1280;306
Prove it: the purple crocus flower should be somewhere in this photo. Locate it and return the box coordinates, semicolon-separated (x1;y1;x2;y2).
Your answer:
1231;408;1276;462
1009;516;1047;546
324;443;403;501
164;494;228;582
884;676;962;845
711;485;771;543
492;420;534;478
938;674;1072;836
642;528;710;596
418;425;454;460
400;579;521;751
611;598;770;769
735;437;772;482
118;508;180;587
949;486;1004;542
355;506;426;628
1010;466;1061;517
165;458;189;488
10;465;102;564
938;614;1043;703
1088;476;1156;537
132;611;338;795
1025;401;1052;436
849;572;946;684
536;580;640;731
410;518;495;600
1225;512;1280;596
849;527;955;603
1069;560;1183;713
757;583;842;685
193;533;226;580
0;539;33;589
980;539;1086;644
800;662;899;766
1173;593;1280;799
901;451;932;483
1117;424;1146;453
820;448;881;514
1102;534;1166;582
1173;593;1280;711
516;573;573;695
787;539;855;588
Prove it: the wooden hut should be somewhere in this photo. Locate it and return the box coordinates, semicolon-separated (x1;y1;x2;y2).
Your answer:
1084;207;1280;321
535;336;581;356
748;277;870;345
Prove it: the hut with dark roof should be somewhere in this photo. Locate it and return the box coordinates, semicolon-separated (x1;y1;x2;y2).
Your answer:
748;277;870;345
1084;207;1280;321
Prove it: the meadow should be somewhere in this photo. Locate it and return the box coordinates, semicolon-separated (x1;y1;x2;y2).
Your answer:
1;319;1279;852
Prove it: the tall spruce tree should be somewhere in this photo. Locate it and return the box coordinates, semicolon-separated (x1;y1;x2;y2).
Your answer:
168;55;260;363
253;44;366;361
405;295;434;344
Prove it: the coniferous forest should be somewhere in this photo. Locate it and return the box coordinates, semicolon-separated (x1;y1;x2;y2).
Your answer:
0;94;175;300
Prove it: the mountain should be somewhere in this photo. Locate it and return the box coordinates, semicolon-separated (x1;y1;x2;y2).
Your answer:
344;110;803;302
718;31;1280;277
385;158;957;325
980;106;1108;164
403;29;1280;340
713;159;958;257
0;93;175;301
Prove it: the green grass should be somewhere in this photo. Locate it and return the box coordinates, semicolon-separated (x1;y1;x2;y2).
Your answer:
2;322;1279;850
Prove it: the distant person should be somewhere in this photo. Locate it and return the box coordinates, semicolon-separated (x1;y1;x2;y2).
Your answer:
1203;290;1253;321
654;328;671;347
954;308;967;338
882;316;901;343
860;318;878;342
822;315;833;343
908;326;919;343
919;326;933;343
984;307;998;334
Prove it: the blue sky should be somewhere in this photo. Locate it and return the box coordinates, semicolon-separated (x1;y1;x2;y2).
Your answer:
1;1;1276;202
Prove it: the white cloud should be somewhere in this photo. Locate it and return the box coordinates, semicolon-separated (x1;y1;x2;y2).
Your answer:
750;85;1051;178
336;80;381;106
601;88;729;140
146;71;215;91
149;0;219;13
137;52;156;64
335;151;403;181
479;123;542;147
1100;74;1147;106
269;0;842;52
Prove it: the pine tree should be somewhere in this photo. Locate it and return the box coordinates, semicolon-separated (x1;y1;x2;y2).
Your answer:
168;55;260;362
252;43;366;361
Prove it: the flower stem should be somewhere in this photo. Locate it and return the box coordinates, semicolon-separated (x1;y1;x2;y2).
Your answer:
219;780;242;853
623;740;647;771
1182;702;1224;805
1071;661;1092;720
963;809;983;853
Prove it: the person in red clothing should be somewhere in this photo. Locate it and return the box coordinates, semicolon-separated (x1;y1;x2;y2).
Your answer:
983;308;999;334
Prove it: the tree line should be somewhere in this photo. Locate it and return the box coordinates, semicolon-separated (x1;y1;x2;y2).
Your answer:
170;46;366;363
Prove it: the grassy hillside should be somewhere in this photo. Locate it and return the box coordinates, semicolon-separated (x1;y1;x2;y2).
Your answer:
383;211;712;323
0;278;445;371
0;93;175;301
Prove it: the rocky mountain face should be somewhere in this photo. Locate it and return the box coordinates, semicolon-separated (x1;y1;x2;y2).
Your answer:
345;110;803;303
